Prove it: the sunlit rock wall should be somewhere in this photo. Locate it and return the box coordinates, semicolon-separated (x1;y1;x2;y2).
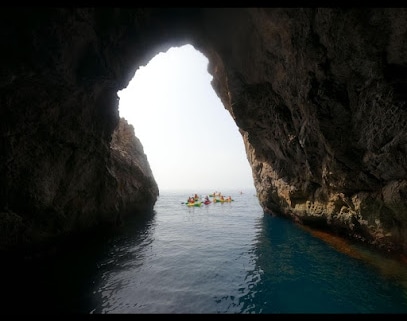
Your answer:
110;118;159;216
201;8;407;255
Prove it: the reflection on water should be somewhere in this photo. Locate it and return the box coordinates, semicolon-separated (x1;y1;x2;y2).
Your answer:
246;214;407;313
2;191;407;314
303;225;407;300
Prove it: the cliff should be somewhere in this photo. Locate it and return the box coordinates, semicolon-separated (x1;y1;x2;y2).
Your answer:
1;8;407;257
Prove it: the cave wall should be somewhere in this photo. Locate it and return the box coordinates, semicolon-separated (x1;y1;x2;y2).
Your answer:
2;8;407;256
0;8;166;255
200;8;407;254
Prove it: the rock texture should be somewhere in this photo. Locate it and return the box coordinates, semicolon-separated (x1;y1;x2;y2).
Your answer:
2;8;407;257
200;8;407;256
110;117;159;216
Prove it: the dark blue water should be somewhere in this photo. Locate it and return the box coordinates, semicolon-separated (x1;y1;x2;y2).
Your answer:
2;189;407;314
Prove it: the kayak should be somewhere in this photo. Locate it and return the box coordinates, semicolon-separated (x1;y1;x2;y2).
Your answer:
186;201;202;207
203;200;211;205
213;198;233;203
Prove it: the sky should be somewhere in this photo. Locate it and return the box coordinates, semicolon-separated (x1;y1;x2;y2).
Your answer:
118;44;254;193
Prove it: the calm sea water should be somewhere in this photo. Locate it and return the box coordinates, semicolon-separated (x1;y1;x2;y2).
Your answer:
2;189;407;314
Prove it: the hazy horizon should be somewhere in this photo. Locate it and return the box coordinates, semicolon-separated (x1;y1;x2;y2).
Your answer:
118;44;255;192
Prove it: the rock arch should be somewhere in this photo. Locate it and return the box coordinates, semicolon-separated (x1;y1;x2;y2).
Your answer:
2;8;407;257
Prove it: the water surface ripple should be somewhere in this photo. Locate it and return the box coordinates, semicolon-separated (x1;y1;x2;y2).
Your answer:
2;190;407;314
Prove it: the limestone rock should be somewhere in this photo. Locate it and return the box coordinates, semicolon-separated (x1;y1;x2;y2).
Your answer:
2;8;407;257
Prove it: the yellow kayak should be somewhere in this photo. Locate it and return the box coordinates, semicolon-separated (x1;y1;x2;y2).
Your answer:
213;198;233;203
186;201;202;207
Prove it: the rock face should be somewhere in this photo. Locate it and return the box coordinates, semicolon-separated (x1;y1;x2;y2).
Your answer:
110;118;159;216
1;8;407;256
210;8;407;255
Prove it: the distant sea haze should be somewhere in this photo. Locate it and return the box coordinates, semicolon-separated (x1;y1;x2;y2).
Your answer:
118;45;255;193
2;190;407;313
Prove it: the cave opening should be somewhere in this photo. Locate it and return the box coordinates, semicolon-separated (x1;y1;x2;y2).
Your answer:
117;44;254;193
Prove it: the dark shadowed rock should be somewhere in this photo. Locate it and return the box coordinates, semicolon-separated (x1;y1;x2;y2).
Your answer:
1;7;407;257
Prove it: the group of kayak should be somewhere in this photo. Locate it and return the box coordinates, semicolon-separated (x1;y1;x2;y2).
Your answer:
185;193;234;207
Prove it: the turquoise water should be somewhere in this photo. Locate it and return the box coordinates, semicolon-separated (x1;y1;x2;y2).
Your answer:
2;189;407;314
